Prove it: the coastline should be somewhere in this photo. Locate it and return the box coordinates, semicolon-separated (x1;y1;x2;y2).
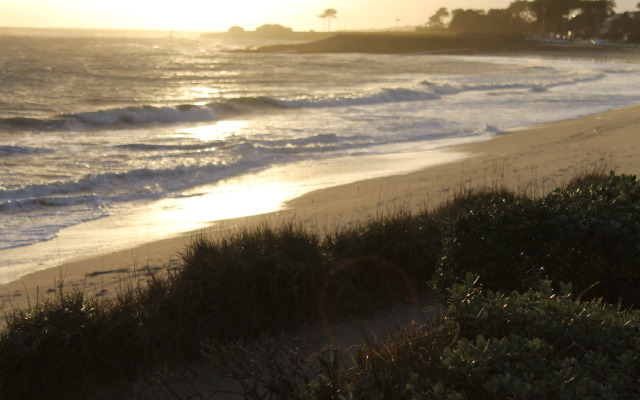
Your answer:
2;103;640;311
252;32;640;59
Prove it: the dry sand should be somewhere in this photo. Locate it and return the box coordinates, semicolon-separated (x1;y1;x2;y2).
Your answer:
2;104;640;312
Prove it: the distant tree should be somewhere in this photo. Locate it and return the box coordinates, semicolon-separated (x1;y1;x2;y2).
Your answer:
443;0;615;37
506;1;537;34
318;8;338;32
486;9;512;33
447;5;533;35
582;0;615;17
227;26;245;37
507;1;536;23
428;7;450;28
449;9;487;32
529;0;581;34
254;24;293;38
569;0;615;38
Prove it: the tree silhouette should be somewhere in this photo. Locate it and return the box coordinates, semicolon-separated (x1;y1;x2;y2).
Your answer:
529;0;582;34
508;1;535;23
449;9;487;32
318;8;338;32
570;0;615;37
428;7;450;28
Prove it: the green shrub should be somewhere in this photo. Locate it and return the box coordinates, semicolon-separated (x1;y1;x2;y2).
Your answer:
306;278;640;400
430;277;640;399
433;172;640;306
303;320;459;400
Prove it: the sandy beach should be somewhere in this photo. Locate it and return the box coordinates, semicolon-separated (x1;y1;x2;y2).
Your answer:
2;103;640;312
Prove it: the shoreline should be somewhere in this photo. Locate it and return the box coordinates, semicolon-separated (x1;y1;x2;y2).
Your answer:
2;103;640;311
252;32;640;59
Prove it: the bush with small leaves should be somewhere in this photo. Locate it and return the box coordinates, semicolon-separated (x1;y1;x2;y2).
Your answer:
433;172;640;306
431;277;640;399
306;277;640;399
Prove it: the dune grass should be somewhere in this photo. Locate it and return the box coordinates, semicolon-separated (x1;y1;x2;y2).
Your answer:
0;169;639;399
0;211;444;398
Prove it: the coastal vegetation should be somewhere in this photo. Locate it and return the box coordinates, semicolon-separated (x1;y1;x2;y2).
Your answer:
208;1;640;47
0;170;639;398
317;8;338;32
252;32;563;54
419;0;640;41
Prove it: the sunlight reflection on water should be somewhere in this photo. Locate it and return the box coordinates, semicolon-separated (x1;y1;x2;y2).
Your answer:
179;121;247;141
0;146;470;284
152;181;289;232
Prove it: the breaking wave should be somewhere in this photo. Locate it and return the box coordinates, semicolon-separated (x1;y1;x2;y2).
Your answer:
421;71;607;95
0;97;283;132
0;145;54;157
0;70;610;133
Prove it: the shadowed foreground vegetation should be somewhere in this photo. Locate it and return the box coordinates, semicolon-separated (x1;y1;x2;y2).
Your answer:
0;171;639;398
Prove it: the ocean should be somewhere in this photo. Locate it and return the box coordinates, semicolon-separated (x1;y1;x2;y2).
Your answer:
2;28;640;283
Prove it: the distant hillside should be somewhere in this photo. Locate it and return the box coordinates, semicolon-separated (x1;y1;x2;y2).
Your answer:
201;29;335;42
251;32;631;54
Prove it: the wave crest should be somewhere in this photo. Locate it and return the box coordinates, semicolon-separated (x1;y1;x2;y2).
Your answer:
0;145;54;157
0;97;287;132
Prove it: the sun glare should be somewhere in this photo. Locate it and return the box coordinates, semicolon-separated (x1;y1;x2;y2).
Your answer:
180;121;248;142
187;86;221;104
153;180;290;232
2;0;639;31
0;0;432;32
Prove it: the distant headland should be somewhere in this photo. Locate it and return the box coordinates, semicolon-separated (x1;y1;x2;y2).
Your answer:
201;1;640;56
201;24;335;41
201;24;640;57
247;32;640;56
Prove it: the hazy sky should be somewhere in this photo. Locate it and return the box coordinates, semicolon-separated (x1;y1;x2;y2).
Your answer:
1;0;639;32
